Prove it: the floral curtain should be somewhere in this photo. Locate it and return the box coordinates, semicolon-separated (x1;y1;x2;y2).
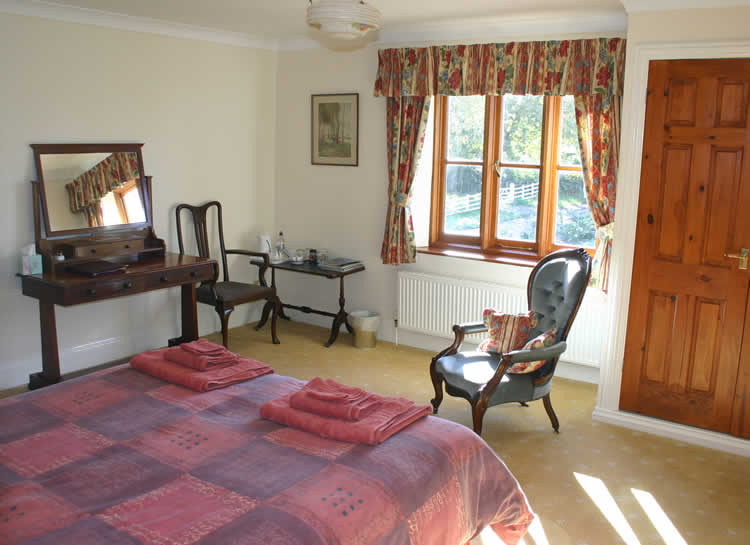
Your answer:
374;38;625;289
374;39;625;98
65;152;140;214
84;201;104;228
381;96;432;264
574;95;619;291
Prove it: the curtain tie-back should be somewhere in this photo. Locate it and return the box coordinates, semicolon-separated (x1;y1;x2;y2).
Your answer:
589;222;615;292
597;222;614;243
390;191;410;208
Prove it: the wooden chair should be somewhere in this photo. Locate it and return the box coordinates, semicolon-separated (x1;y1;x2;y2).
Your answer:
176;201;280;348
430;248;591;435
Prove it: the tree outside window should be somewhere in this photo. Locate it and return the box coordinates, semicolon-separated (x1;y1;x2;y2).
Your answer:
424;94;595;263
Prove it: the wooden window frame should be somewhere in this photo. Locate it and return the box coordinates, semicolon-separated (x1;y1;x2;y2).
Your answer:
113;180;139;224
426;95;594;265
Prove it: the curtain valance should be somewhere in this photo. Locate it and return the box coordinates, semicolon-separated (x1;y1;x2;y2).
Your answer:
66;152;140;213
374;38;626;98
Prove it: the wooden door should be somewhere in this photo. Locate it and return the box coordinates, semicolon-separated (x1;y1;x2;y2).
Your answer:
620;59;750;437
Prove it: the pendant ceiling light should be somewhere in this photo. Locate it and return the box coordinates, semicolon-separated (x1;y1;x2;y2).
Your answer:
307;0;382;40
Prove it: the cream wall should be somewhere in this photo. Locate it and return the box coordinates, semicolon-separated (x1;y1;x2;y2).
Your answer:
0;13;277;389
44;178;89;231
627;6;750;42
273;46;395;340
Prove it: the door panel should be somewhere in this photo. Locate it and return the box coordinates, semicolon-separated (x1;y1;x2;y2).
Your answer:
665;78;697;126
642;292;682;385
703;148;743;266
731;295;750;437
715;79;748;128
686;299;722;393
621;59;750;436
657;145;691;260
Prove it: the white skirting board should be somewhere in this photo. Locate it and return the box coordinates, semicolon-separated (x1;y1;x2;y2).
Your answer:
592;407;750;458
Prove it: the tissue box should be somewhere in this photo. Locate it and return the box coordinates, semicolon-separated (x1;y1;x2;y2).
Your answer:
20;254;43;275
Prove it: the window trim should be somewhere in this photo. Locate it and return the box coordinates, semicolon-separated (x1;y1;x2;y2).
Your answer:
426;94;594;263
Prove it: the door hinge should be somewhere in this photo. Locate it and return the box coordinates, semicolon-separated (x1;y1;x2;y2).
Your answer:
664;87;669;97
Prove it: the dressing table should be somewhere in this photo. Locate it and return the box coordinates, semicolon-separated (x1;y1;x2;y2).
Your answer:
21;143;217;390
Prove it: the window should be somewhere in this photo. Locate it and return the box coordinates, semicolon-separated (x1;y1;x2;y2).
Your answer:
425;94;595;263
121;185;146;223
99;180;145;226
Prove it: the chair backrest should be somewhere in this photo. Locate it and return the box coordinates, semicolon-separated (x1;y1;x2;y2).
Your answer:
175;201;229;282
527;247;592;343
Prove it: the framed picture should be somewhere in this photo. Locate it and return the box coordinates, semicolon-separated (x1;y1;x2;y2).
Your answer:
311;93;359;166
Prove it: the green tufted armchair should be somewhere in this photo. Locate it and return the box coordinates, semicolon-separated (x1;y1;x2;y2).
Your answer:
429;248;592;436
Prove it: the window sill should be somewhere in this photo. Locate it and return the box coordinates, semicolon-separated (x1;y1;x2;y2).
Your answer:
417;246;537;268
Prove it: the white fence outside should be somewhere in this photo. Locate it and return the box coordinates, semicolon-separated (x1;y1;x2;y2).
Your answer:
445;182;539;215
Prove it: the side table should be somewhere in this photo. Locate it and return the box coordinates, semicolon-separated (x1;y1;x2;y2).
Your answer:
254;260;365;347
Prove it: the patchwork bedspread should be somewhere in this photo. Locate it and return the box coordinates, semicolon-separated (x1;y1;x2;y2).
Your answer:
1;365;533;545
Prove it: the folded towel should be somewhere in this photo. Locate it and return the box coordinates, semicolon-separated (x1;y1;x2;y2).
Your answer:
289;377;381;421
179;339;228;357
131;348;272;392
164;346;238;371
260;392;430;445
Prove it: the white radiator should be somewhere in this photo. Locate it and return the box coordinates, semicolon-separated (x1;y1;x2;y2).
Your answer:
397;271;607;368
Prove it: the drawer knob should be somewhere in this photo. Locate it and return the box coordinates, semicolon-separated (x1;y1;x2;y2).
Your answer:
160;275;168;283
190;271;198;278
87;288;96;296
90;248;97;254
123;281;133;289
124;244;131;249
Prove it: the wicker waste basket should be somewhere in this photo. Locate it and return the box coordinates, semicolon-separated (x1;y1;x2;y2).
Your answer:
349;311;380;349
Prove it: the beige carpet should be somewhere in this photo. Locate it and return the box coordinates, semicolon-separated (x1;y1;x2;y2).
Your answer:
212;320;750;545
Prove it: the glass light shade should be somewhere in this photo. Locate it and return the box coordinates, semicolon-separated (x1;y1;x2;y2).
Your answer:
307;0;381;40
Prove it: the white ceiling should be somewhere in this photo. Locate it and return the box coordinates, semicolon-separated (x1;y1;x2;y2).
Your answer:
15;0;626;46
6;0;750;48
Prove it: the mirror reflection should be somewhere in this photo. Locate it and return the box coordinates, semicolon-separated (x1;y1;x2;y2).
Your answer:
40;152;146;232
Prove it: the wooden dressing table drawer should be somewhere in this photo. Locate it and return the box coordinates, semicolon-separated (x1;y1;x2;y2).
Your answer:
143;265;214;289
64;239;146;259
73;277;146;303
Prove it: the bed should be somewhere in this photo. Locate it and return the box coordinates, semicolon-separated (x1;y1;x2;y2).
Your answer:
1;364;533;545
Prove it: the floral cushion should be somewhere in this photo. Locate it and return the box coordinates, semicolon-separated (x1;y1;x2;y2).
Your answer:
477;310;539;354
507;328;558;374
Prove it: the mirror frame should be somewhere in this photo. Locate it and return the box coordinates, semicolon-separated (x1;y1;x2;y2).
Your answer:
31;143;149;237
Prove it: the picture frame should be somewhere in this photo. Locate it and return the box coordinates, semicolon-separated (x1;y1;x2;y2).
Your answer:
311;93;359;166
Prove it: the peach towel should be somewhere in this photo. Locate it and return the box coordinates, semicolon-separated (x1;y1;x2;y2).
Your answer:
261;383;430;445
289;377;382;421
131;348;272;392
179;339;228;356
164;346;237;371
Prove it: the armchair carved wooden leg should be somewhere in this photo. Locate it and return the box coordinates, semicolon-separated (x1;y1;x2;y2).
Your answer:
543;393;560;432
429;360;444;414
429;324;468;414
470;357;511;436
471;398;489;436
270;296;281;345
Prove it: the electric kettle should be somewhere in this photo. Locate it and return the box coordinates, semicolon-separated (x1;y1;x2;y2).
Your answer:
258;233;285;263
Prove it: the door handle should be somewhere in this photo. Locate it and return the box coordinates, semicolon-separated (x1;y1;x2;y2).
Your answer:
724;248;749;270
